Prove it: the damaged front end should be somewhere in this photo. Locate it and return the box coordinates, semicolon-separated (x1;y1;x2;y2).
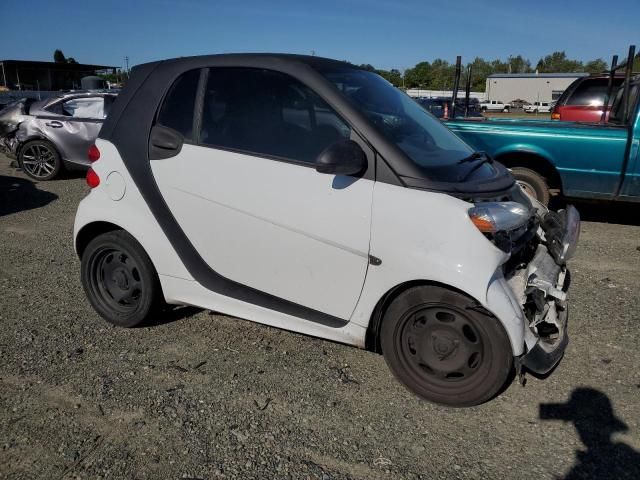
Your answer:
0;98;33;158
504;202;580;376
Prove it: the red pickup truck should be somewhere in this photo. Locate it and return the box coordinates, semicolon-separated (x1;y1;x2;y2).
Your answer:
551;75;624;122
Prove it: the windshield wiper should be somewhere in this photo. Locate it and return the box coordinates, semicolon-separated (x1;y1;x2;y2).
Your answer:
457;151;490;164
458;152;493;181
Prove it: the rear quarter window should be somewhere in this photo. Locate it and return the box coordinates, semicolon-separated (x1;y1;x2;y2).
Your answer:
566;78;622;107
156;69;201;141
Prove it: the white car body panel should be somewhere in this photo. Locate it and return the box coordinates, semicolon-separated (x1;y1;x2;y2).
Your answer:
149;143;373;320
76;140;530;356
74;141;193;280
350;182;527;355
159;274;368;347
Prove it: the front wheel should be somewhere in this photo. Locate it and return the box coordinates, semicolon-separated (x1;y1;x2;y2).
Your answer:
81;230;162;327
380;286;513;407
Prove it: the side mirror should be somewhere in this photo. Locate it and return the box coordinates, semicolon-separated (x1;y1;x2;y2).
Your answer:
315;139;367;176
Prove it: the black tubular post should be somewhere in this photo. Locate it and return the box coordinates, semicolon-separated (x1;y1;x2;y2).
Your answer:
621;45;635;123
464;65;472;117
450;55;462;119
601;55;618;123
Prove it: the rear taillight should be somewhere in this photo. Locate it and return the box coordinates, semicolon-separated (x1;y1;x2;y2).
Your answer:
86;168;100;188
551;112;561;120
88;144;100;162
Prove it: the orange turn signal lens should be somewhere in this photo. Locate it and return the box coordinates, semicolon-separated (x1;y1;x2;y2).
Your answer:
551;113;560;120
469;214;496;233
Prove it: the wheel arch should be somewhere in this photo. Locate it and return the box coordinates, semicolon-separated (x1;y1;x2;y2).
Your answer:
16;135;60;159
494;150;563;193
365;279;494;354
75;220;124;258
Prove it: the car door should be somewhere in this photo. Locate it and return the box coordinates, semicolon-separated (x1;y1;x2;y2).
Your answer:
149;67;374;321
40;96;109;163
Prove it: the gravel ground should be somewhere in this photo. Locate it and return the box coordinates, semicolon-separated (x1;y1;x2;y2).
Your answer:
1;156;639;480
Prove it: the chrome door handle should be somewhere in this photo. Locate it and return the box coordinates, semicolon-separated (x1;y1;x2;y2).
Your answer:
46;121;63;128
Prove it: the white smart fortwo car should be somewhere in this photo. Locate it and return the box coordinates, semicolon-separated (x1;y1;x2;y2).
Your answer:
74;54;579;407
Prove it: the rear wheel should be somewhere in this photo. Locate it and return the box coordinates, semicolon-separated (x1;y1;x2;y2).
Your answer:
19;140;62;181
511;166;550;205
380;286;513;407
81;230;162;327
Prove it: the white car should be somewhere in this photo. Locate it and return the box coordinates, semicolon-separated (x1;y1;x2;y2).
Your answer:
524;102;552;113
74;55;579;407
480;100;510;112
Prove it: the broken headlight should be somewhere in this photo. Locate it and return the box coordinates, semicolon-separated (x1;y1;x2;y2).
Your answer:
468;201;535;253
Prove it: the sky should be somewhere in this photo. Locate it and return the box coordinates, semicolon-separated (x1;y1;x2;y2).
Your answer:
1;0;638;72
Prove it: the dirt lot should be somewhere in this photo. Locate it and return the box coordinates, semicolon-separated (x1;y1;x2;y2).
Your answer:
1;156;639;480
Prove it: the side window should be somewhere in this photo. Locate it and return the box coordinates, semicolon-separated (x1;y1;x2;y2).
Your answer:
157;69;200;141
566;79;610;106
200;68;351;164
62;97;105;119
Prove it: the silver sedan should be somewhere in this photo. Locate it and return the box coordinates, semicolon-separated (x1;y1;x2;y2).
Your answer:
0;92;116;180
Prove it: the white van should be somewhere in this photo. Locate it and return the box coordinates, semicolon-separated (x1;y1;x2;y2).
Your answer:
74;54;579;407
525;102;552;113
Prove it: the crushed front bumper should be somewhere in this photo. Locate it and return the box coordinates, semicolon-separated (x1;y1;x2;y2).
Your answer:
0;135;19;158
507;206;579;375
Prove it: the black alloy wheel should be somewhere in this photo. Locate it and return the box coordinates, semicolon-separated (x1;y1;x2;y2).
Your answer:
381;286;513;407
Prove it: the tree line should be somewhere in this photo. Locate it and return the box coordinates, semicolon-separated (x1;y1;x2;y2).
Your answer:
359;51;640;92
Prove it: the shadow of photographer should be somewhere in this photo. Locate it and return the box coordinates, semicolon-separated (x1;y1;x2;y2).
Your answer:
540;388;640;479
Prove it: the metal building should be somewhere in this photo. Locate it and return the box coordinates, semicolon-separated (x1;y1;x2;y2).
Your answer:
485;72;589;104
0;60;116;91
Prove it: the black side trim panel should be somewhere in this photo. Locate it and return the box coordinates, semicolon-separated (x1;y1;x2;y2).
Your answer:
103;58;361;328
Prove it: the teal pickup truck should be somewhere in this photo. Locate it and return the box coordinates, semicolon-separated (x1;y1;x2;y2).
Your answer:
446;74;640;205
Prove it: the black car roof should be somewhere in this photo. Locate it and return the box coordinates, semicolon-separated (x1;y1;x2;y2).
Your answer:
101;52;513;196
136;53;356;72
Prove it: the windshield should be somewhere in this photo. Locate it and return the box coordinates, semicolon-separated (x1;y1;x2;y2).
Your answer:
315;67;474;171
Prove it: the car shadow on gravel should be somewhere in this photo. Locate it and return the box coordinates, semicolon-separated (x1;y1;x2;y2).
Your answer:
0;174;58;217
139;305;203;328
540;387;640;479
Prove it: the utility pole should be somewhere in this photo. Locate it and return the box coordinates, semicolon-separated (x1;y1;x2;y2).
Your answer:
124;56;130;77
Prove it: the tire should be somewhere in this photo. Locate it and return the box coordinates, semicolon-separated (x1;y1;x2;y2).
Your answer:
481;106;487;112
380;286;513;407
503;107;510;113
81;230;162;327
18;139;62;181
510;166;550;206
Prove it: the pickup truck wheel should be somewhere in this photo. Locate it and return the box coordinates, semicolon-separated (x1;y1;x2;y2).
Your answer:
511;167;550;205
380;286;513;407
502;107;510;113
